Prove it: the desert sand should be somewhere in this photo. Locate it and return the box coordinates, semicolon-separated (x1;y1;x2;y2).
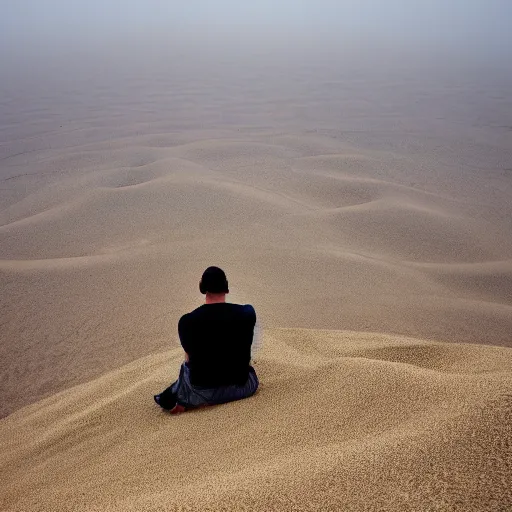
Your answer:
1;330;512;511
1;47;512;510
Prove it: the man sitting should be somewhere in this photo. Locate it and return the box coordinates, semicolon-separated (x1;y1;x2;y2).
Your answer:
154;266;259;414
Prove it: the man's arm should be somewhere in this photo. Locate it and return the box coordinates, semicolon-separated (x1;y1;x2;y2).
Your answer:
178;314;191;363
251;320;262;358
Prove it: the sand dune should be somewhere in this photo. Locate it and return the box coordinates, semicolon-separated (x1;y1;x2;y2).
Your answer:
2;128;512;420
308;198;497;263
1;329;511;511
2;49;512;510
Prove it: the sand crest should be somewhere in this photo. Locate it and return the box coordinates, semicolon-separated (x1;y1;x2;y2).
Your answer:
2;46;512;510
1;329;511;511
2;126;512;420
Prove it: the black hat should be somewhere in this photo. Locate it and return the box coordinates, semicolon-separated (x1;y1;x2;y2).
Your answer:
199;266;229;294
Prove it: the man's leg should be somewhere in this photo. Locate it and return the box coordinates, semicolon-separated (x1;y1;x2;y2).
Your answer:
211;367;259;405
154;363;188;410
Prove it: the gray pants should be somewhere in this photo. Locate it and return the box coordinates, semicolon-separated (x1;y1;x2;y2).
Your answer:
155;363;259;410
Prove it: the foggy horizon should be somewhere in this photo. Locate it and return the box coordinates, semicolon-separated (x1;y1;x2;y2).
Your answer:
2;0;511;59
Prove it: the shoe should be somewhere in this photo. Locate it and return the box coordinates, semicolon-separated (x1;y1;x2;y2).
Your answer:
154;390;177;410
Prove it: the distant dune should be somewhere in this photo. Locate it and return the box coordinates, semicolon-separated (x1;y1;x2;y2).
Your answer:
2;128;512;419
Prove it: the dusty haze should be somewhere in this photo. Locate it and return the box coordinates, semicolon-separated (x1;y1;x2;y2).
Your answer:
1;2;512;511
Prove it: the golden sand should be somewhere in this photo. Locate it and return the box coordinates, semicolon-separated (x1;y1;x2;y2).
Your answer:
1;329;511;511
1;55;512;509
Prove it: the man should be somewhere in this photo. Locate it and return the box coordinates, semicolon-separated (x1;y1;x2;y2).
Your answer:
154;266;259;414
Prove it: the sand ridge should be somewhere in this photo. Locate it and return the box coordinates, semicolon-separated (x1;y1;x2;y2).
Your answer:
1;329;511;511
1;48;512;509
2;128;512;420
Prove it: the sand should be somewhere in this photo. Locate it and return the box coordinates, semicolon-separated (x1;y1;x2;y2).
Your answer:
1;330;512;511
1;47;512;510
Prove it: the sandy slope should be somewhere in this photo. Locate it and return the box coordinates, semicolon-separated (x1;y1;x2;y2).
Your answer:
2;129;512;419
1;328;511;511
1;128;512;510
1;49;512;510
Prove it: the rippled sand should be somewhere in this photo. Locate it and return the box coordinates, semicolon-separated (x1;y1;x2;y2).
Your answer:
1;47;511;510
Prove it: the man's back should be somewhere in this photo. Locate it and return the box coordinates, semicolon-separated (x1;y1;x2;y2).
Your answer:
178;303;256;387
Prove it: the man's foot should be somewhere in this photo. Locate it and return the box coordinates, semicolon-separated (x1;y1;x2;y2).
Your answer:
169;404;187;414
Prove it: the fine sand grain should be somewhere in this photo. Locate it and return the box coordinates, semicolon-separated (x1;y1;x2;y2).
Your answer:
1;329;511;511
1;48;512;510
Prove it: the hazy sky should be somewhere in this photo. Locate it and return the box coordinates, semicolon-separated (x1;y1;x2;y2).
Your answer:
2;0;511;53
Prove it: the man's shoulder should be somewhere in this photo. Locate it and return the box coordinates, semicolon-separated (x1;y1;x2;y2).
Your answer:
240;303;256;316
225;302;255;313
179;307;204;327
234;303;256;324
182;303;255;319
179;306;203;324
